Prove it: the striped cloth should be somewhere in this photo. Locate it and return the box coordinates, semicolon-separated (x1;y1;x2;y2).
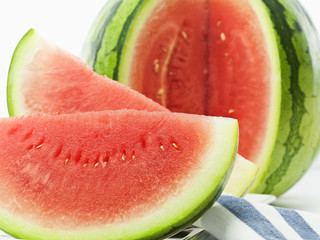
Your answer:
199;194;320;240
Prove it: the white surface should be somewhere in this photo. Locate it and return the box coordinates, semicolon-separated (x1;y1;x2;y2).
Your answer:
0;1;107;117
0;0;320;217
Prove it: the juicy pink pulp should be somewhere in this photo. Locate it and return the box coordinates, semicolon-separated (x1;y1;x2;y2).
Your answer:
22;42;167;114
0;111;213;229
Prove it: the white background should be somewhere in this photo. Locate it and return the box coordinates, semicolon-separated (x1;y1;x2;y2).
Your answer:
0;0;320;211
0;0;107;117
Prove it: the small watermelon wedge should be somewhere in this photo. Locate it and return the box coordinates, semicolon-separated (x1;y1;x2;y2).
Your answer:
7;29;258;198
0;110;238;240
7;29;167;116
82;0;320;196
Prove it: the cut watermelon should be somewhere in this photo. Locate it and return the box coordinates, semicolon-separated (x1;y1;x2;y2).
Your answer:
223;155;258;198
7;29;258;199
7;29;167;116
0;110;238;240
83;0;320;196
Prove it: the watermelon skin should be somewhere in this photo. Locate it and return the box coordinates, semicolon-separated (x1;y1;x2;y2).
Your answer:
82;0;146;80
249;0;320;195
82;0;320;196
0;110;238;240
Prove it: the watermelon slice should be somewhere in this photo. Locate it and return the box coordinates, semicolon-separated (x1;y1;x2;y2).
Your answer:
0;110;238;240
7;29;167;116
224;155;258;197
83;0;320;196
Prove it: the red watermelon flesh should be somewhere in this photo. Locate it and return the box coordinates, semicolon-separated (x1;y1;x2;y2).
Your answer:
125;0;271;163
0;110;238;239
207;0;271;162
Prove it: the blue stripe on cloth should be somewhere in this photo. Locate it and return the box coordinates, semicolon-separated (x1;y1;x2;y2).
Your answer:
276;207;320;240
217;195;286;240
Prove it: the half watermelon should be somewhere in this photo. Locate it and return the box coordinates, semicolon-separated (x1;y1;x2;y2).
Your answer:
0;110;238;240
83;0;320;196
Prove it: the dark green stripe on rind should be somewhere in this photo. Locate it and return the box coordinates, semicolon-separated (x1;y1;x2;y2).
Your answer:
110;0;145;80
84;0;123;68
92;0;145;80
255;0;320;195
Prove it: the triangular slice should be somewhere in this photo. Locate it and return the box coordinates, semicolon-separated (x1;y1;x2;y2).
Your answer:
0;110;238;240
7;29;167;116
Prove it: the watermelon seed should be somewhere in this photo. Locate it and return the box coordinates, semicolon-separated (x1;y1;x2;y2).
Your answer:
83;164;88;168
65;158;69;165
161;47;167;53
228;109;235;114
102;154;109;167
217;20;222;27
173;143;178;149
160;145;165;151
220;32;226;41
94;162;99;168
36;144;43;149
93;153;100;165
157;88;164;99
35;137;45;149
121;149;127;161
181;31;188;40
153;59;160;73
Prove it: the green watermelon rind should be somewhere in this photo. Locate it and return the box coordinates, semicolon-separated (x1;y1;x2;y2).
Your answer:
82;0;320;196
82;0;123;69
83;0;146;81
224;155;259;198
0;117;238;240
250;0;320;195
7;29;43;117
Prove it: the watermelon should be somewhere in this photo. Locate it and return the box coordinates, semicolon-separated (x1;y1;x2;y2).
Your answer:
0;110;238;240
223;155;258;197
82;0;320;196
7;29;258;198
7;29;168;116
